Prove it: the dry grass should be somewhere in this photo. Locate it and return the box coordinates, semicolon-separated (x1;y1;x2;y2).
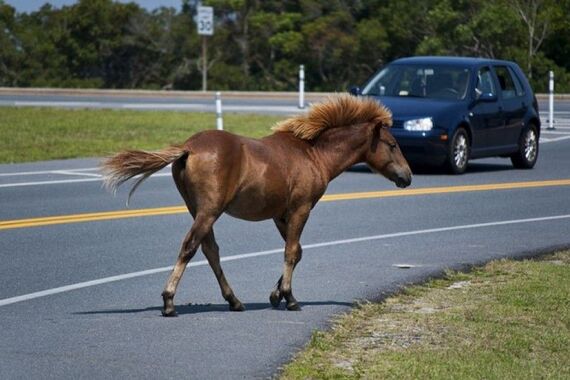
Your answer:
281;251;570;379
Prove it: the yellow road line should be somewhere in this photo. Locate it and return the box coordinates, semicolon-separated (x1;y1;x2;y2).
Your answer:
2;179;570;231
0;206;187;230
321;179;570;201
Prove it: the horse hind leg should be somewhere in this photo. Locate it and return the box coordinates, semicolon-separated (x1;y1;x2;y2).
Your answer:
269;276;284;308
202;231;244;311
269;218;286;308
161;213;215;317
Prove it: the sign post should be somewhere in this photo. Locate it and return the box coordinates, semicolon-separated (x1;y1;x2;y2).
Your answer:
197;6;214;92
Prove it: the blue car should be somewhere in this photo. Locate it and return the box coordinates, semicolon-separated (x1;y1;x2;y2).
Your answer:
352;56;540;174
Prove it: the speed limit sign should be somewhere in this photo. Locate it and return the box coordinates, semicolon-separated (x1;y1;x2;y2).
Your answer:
197;6;214;36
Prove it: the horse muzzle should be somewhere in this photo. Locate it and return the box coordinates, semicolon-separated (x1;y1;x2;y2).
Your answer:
393;170;412;188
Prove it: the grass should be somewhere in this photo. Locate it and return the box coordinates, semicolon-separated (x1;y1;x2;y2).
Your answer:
281;251;570;380
0;107;282;163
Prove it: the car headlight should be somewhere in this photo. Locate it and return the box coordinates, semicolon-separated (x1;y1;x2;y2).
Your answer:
404;117;433;131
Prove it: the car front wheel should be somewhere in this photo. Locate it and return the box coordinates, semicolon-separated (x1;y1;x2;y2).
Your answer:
510;124;539;169
446;128;470;174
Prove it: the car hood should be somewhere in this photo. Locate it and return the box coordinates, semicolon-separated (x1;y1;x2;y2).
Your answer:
373;96;461;120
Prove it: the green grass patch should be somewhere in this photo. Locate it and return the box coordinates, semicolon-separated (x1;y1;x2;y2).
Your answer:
0;107;282;163
281;251;570;379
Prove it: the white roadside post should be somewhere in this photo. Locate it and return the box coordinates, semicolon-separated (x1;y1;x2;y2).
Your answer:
548;70;555;130
298;64;305;109
215;91;223;130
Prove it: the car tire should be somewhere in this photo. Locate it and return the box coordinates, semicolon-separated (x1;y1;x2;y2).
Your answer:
510;124;539;169
446;127;470;174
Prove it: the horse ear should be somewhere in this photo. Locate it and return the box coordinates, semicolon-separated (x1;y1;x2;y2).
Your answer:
370;123;381;153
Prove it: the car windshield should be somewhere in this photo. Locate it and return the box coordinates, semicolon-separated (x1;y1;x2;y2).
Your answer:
362;64;471;100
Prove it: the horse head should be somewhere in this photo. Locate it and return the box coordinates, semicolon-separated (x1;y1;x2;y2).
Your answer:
365;122;412;188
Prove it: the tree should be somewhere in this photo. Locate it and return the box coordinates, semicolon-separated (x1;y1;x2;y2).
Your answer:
507;0;563;79
1;0;569;91
0;1;20;85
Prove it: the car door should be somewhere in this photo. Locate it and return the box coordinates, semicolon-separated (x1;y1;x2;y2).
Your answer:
468;66;504;156
492;65;527;151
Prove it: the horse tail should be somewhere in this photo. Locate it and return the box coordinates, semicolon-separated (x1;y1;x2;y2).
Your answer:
100;144;188;206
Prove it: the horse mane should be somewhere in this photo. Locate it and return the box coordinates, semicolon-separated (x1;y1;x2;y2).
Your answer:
271;94;392;141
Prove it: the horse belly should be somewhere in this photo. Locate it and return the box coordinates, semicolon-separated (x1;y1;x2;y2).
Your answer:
224;176;287;222
225;188;285;221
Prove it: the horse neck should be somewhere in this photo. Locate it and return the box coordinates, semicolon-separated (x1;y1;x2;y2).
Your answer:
312;124;370;181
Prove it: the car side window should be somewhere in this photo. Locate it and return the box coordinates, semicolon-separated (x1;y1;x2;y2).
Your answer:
507;66;525;96
476;67;496;97
494;66;521;99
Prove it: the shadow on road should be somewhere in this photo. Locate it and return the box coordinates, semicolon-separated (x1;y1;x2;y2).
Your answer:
74;300;353;316
411;163;514;175
350;162;515;175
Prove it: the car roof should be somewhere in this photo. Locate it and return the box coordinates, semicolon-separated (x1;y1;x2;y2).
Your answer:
391;56;515;68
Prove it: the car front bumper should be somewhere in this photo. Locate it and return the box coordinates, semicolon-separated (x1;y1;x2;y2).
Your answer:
391;128;449;166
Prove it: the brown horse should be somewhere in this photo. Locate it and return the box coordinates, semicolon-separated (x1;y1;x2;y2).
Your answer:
101;94;411;316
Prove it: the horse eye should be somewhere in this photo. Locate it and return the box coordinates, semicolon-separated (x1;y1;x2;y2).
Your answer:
390;143;397;151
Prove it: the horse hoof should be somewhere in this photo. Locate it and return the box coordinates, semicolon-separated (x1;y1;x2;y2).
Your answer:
286;302;301;311
269;290;282;308
162;309;178;317
230;302;245;312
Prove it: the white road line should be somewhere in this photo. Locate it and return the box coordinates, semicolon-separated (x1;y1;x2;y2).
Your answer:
52;170;102;178
0;178;103;188
542;126;570;130
0;172;172;188
540;135;570;143
0;167;99;177
1;213;569;307
542;128;570;130
541;130;570;135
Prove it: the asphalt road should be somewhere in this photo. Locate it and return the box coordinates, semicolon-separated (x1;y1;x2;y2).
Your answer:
1;122;570;378
1;88;570;378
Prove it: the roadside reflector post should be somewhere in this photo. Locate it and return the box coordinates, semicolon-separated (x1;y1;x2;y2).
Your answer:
548;70;555;130
215;91;223;130
299;64;305;109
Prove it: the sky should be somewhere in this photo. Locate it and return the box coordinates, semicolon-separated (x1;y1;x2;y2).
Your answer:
4;0;182;13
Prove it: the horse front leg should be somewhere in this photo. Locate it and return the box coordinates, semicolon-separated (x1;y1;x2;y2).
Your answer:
161;214;215;317
272;208;310;311
269;217;302;308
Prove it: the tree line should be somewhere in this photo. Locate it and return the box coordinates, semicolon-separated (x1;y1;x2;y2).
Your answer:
0;0;568;92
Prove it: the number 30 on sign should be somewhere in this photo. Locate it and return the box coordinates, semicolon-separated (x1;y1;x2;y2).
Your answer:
197;6;214;36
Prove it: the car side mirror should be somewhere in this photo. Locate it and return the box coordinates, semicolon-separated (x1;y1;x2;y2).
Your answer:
477;92;497;102
349;86;361;96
